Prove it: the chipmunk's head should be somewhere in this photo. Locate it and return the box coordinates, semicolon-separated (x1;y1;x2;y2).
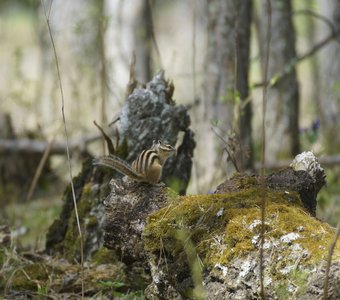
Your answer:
152;140;176;163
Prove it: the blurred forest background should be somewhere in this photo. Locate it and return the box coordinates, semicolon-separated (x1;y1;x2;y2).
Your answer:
0;0;339;251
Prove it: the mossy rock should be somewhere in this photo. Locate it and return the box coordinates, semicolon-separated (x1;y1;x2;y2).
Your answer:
143;187;340;299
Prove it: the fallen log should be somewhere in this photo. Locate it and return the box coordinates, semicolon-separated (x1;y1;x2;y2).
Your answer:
0;134;101;155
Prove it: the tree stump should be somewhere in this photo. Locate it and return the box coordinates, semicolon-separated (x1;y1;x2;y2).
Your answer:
45;72;195;262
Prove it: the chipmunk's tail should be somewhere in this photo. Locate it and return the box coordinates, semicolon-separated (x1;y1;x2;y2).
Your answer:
93;155;144;181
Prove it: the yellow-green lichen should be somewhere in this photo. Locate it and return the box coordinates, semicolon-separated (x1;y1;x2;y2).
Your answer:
275;269;309;299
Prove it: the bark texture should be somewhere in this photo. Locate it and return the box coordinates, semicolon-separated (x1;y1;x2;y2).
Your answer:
319;0;340;153
133;0;152;83
259;0;300;162
198;0;253;186
104;179;171;266
236;1;253;171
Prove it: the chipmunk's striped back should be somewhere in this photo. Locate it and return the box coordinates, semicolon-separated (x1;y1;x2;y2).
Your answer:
132;149;160;176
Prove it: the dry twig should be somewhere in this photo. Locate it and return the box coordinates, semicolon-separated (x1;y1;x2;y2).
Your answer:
323;220;340;299
260;1;271;299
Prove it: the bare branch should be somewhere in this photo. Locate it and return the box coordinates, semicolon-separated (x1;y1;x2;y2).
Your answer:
98;0;109;155
293;9;337;36
253;29;340;88
323;220;340;300
26;138;55;203
211;126;240;173
42;0;85;297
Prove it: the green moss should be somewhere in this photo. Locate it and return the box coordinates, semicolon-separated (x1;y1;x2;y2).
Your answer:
87;216;98;228
62;183;96;261
92;247;118;264
144;187;340;268
0;248;5;268
0;184;18;207
237;174;258;188
3;263;54;291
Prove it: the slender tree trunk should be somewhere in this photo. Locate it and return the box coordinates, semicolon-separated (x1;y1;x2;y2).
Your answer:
133;0;152;83
204;0;235;128
199;0;253;184
303;0;321;111
319;0;340;153
236;1;253;171
258;0;300;162
98;0;109;154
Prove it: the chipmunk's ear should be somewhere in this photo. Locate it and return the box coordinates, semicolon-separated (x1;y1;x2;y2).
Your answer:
152;140;159;149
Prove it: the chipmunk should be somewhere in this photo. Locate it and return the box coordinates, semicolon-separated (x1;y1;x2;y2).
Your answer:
93;140;176;184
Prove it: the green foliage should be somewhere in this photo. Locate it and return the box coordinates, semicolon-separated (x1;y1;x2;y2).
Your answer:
36;284;50;299
98;280;125;289
98;280;125;297
97;280;145;299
